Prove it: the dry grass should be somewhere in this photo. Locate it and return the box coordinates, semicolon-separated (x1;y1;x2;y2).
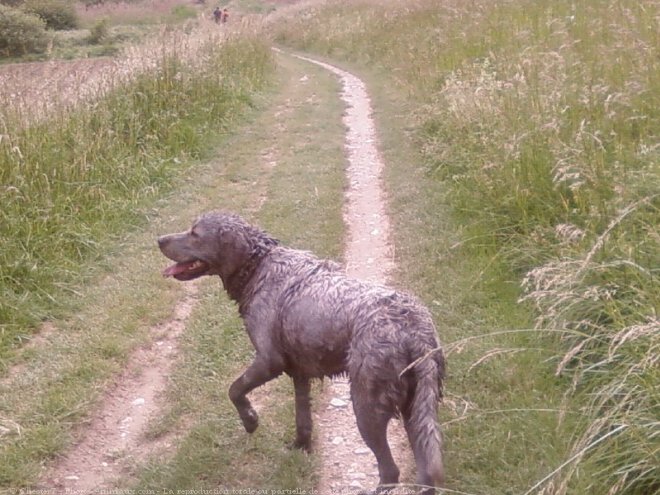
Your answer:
0;58;120;123
0;19;238;125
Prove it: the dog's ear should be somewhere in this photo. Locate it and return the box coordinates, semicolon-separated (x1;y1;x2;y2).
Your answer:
213;227;252;277
219;227;250;252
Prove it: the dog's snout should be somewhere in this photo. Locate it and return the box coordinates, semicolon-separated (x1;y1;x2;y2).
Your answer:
157;235;169;249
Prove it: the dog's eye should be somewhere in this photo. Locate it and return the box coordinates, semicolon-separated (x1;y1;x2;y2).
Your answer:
190;229;199;238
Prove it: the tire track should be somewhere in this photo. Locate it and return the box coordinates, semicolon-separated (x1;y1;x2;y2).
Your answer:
289;53;414;495
39;283;198;492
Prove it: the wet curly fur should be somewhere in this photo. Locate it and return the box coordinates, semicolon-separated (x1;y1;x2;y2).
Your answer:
158;211;445;494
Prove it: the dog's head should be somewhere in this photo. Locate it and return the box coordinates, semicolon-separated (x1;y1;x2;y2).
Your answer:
158;211;278;282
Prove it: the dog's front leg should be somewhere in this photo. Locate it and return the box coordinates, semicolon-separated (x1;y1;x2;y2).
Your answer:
229;358;282;433
292;375;312;452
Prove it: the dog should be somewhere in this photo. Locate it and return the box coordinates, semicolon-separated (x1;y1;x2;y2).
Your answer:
158;211;445;494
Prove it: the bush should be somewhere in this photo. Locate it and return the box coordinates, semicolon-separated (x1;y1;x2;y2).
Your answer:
0;4;49;57
23;0;78;30
170;4;197;22
80;0;105;8
88;17;108;44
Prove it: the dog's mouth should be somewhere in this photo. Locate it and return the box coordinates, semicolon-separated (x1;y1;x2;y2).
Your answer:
162;259;210;281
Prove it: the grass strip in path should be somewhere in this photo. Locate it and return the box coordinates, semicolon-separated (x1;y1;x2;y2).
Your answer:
3;49;347;492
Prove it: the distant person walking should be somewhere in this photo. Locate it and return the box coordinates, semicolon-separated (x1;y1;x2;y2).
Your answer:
212;6;221;23
221;8;229;23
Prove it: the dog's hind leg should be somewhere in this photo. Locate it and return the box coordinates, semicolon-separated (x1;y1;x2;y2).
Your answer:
402;414;442;495
353;396;399;493
292;375;313;452
229;357;283;434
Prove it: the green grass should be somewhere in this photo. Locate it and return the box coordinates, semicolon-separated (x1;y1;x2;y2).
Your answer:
0;31;273;364
1;0;657;492
1;22;345;491
50;24;163;59
353;63;578;495
1;40;342;490
270;1;659;493
0;24;275;489
231;0;276;15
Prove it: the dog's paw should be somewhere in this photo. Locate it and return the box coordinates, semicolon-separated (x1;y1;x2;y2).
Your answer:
290;437;313;453
240;408;259;433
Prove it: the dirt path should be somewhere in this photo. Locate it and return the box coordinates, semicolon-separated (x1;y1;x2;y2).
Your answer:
290;54;414;494
39;283;199;491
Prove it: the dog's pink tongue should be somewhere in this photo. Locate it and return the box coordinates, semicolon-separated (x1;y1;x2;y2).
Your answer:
162;261;195;277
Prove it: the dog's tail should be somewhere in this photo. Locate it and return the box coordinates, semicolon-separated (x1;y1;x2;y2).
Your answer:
405;343;445;494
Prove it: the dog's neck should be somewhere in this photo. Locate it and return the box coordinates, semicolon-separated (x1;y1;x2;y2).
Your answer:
218;228;279;309
221;259;258;304
221;247;273;308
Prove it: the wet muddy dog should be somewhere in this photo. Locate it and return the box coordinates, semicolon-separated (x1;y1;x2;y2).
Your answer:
158;211;445;494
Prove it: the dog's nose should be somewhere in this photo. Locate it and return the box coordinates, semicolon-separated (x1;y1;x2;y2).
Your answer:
157;236;168;249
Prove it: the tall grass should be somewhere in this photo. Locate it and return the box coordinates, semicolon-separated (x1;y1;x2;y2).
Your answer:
270;0;659;493
0;23;274;361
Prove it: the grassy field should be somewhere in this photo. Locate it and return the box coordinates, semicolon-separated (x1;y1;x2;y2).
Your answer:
1;0;657;493
0;20;346;488
270;1;659;494
0;22;272;362
0;9;276;488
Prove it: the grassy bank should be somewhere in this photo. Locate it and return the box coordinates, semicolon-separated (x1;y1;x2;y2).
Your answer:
0;26;273;363
270;1;659;493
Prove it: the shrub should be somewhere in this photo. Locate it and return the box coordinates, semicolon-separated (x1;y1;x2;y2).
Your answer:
170;4;196;22
88;17;108;44
22;0;78;30
0;4;49;57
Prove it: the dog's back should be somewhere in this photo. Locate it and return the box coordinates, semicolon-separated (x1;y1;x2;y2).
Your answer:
241;246;443;387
